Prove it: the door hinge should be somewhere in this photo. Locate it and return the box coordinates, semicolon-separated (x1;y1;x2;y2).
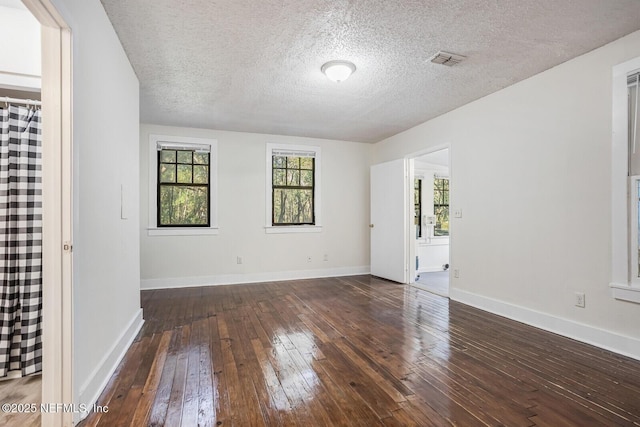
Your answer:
63;242;73;253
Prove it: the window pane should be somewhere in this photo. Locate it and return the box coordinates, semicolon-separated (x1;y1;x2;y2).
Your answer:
177;164;192;183
159;185;208;225
273;188;313;224
287;170;300;186
160;150;176;163
273;156;286;168
177;150;192;164
193;152;209;165
160;164;176;183
300;170;313;186
434;206;449;236
630;84;640;175
273;169;286;185
287;156;300;168
193;165;208;184
434;178;449;236
300;157;313;170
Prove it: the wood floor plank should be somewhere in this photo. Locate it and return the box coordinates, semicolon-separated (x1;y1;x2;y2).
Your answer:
147;330;180;426
163;325;191;426
80;275;640;427
196;318;215;427
129;330;172;427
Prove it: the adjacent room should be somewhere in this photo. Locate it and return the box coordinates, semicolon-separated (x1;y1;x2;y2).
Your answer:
2;0;640;426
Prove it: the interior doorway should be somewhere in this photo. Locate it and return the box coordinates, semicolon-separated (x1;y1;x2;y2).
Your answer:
410;148;450;297
0;2;44;426
20;0;74;426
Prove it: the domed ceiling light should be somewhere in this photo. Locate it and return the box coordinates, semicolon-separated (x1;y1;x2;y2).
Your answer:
321;60;356;82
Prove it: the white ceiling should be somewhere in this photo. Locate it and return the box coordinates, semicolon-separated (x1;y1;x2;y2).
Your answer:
0;0;26;9
100;0;640;143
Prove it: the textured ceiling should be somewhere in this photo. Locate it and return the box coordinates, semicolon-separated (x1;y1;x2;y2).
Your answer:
101;0;640;143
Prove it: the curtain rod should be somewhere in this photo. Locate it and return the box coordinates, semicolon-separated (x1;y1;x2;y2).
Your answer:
2;96;42;107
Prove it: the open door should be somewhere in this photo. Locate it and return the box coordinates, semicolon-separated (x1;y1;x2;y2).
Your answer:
370;158;409;283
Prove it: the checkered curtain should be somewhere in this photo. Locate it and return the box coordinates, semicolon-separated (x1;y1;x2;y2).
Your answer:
0;105;43;378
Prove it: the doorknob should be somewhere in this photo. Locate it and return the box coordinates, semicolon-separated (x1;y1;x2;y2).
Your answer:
369;224;374;228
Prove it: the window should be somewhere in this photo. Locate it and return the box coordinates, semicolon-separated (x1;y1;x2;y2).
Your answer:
629;73;639;176
272;154;314;225
157;148;210;227
266;143;321;233
628;73;640;284
148;135;218;236
610;57;640;303
433;177;449;236
414;178;422;238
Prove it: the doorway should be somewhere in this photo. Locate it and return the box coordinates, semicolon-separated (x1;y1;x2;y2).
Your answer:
0;2;44;425
20;0;73;426
411;148;450;297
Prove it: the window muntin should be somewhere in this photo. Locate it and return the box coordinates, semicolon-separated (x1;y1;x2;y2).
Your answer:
272;154;315;225
157;148;210;227
434;177;449;236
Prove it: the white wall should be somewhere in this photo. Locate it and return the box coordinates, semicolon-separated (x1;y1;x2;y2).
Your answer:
374;30;640;359
0;3;40;90
51;0;142;414
140;123;371;288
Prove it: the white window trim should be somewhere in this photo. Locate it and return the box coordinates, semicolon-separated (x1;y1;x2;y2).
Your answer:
265;142;322;234
148;134;219;236
610;57;640;303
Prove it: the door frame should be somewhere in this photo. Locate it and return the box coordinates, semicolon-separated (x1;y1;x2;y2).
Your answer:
406;143;452;285
22;1;74;426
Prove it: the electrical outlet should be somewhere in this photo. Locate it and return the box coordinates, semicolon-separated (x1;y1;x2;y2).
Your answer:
454;209;462;218
307;256;312;263
454;269;460;278
575;292;585;308
236;256;242;265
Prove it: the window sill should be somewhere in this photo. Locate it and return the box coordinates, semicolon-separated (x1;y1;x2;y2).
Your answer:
417;237;450;246
610;283;640;304
147;227;219;236
265;225;322;234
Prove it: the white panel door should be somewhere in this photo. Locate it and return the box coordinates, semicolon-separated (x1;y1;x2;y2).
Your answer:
370;159;408;283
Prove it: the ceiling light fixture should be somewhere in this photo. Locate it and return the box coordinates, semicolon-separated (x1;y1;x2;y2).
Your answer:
321;60;356;82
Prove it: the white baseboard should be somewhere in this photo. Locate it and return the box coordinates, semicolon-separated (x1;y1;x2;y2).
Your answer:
75;308;144;423
450;288;640;362
141;266;371;290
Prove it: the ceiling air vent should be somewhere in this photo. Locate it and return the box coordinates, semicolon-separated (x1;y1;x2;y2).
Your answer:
429;51;466;66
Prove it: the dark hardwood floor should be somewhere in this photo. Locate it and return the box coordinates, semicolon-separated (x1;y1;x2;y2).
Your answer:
80;275;640;426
